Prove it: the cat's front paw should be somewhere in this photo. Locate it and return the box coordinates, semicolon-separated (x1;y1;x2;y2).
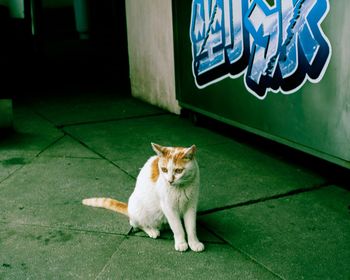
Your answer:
175;241;188;252
189;241;205;252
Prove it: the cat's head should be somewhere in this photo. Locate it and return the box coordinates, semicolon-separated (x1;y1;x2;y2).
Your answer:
151;143;198;186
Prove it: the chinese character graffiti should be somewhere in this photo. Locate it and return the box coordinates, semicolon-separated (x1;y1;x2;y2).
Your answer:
190;0;332;99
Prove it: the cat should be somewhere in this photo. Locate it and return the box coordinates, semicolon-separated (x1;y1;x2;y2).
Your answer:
82;143;205;252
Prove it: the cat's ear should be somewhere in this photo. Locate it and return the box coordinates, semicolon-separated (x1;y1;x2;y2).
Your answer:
151;143;167;156
183;145;196;160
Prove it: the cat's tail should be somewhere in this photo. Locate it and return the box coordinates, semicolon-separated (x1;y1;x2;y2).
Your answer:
82;198;128;216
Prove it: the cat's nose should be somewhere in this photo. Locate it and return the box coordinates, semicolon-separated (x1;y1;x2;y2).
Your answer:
168;175;175;184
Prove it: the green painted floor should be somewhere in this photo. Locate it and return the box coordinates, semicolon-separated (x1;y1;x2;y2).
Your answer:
1;89;349;279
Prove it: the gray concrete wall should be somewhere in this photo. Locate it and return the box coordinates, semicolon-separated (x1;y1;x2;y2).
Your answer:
125;0;180;114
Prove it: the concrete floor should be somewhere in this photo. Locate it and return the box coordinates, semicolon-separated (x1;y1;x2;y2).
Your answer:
1;87;350;279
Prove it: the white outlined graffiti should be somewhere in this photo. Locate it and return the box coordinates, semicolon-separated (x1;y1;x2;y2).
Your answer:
189;0;332;99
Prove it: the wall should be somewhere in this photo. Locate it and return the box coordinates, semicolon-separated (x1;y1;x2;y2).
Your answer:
172;0;350;168
0;99;12;128
7;0;24;18
42;0;73;8
0;1;12;127
125;0;180;114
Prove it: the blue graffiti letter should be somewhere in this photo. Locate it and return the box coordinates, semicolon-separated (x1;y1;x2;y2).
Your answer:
189;0;331;99
190;0;249;87
244;0;281;97
190;0;225;82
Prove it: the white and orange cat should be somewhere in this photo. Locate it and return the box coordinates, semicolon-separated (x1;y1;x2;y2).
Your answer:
82;143;204;252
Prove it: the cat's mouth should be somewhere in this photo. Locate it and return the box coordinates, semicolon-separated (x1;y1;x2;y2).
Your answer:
168;180;178;187
169;181;185;188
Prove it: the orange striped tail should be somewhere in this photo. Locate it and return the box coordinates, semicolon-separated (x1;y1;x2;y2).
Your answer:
82;197;128;216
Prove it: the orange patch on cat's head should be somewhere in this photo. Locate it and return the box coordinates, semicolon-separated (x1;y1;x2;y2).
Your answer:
151;143;196;166
151;143;170;157
173;145;196;165
173;149;188;166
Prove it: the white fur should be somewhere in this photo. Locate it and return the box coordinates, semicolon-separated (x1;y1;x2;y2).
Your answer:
127;148;204;252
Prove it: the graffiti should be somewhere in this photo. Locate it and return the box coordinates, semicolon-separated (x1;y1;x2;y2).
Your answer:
190;0;332;99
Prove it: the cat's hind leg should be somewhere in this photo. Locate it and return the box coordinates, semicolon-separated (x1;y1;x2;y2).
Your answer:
142;227;160;239
129;217;160;238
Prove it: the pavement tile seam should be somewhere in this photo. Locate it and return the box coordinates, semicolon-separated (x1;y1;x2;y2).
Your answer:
0;109;64;185
38;155;105;160
0;153;89;190
128;230;225;245
0;221;129;280
198;221;285;280
34;133;66;158
93;235;269;280
63;129;137;180
65;226;132;239
0;161;32;186
0;165;24;185
0;131;68;186
29;106;59;128
64;114;233;147
94;236;131;279
1;221;225;249
0;220;131;239
198;182;331;216
199;186;350;280
56;112;172;129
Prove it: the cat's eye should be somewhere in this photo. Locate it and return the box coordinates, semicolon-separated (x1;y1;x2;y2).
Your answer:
175;168;184;174
161;167;168;173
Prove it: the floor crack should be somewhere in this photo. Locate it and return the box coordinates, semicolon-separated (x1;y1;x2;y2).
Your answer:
62;129;136;180
57;112;170;129
94;236;129;280
198;182;330;216
199;220;286;280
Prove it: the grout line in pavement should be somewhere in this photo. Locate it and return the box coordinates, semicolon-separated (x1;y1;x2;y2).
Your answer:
198;220;286;280
63;129;137;180
30;105;138;180
94;236;130;280
198;182;331;216
0;220;131;238
0;164;28;185
30;101;170;130
1;221;129;280
56;112;170;129
35;134;66;158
